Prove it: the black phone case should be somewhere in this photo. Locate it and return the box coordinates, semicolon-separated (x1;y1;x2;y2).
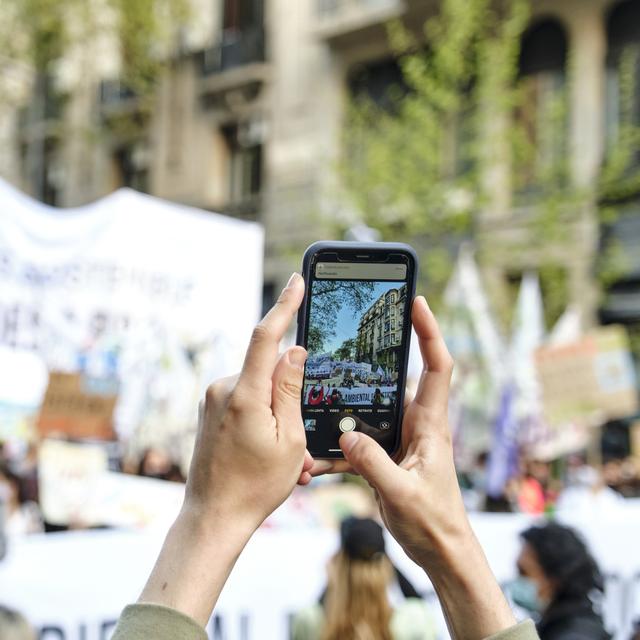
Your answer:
296;241;419;459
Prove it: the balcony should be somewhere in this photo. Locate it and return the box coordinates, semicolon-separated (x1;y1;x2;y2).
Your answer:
314;0;405;45
197;27;269;107
98;80;149;128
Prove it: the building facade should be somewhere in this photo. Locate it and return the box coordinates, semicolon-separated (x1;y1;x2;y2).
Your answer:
0;0;639;349
356;284;406;371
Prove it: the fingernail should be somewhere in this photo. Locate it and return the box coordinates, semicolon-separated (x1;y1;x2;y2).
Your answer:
285;272;301;289
288;347;307;369
417;295;430;310
339;431;359;455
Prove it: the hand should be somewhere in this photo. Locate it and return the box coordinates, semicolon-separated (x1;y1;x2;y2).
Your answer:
309;297;517;640
185;271;311;530
311;296;468;567
138;273;312;625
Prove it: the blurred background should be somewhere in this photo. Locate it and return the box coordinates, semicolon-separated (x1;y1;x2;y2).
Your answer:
1;0;640;638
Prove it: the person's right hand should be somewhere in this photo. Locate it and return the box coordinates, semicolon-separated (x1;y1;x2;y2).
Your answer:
311;297;518;640
334;297;470;571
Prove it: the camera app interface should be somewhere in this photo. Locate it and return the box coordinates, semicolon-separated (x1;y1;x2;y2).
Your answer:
303;260;409;454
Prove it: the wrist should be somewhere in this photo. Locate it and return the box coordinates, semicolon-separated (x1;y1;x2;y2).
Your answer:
138;502;257;626
177;499;258;548
426;526;516;640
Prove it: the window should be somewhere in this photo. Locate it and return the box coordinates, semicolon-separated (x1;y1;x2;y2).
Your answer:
515;19;568;193
113;142;150;193
224;125;262;208
605;1;640;168
348;57;408;113
218;0;265;71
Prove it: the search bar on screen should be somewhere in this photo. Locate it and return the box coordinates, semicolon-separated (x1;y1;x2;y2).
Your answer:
315;262;407;280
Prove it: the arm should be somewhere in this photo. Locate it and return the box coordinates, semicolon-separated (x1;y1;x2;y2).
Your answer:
114;273;313;634
311;297;528;640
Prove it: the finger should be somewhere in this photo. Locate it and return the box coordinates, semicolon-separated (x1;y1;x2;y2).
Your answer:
403;388;414;410
411;296;453;411
339;432;403;496
239;273;304;392
203;374;241;419
308;458;354;477
297;471;312;486
271;346;307;436
302;450;314;473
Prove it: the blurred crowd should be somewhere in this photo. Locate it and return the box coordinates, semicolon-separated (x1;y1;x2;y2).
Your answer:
0;442;186;536
460;451;640;515
2;434;640;538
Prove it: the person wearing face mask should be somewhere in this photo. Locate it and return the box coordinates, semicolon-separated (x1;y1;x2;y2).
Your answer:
510;523;610;640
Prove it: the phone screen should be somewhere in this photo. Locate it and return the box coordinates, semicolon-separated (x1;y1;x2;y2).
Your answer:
301;254;412;456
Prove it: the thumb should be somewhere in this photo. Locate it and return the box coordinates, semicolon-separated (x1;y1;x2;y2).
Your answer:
340;431;402;496
272;346;307;429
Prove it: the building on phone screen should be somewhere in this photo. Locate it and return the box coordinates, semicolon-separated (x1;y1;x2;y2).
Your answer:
355;284;406;375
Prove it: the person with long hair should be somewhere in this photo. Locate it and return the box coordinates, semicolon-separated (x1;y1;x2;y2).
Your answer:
511;523;610;639
292;517;434;640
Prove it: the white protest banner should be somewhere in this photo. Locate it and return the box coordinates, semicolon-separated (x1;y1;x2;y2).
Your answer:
0;345;48;440
304;385;396;406
3;505;640;640
0;180;264;441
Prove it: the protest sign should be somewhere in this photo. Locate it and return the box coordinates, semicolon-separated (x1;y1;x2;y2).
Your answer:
303;385;396;406
535;325;638;426
37;372;117;440
3;507;640;640
38;439;109;526
38;438;184;528
0;180;263;441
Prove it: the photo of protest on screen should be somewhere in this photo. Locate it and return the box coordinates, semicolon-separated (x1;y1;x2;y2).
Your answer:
304;279;407;409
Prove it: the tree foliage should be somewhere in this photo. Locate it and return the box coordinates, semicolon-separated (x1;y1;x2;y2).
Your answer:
0;0;189;95
334;338;356;361
308;281;375;355
337;0;638;327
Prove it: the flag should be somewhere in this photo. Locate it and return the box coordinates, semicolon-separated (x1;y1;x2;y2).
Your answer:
486;384;519;498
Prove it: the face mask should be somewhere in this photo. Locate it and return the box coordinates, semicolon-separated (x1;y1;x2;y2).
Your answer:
509;577;546;613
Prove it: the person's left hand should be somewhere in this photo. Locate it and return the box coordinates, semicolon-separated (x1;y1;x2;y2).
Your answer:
184;272;312;532
137;273;313;625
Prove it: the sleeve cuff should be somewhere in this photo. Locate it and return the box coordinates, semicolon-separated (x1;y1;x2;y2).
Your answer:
485;620;539;640
112;603;208;640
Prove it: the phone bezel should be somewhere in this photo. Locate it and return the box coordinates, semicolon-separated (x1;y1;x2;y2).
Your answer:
296;241;418;459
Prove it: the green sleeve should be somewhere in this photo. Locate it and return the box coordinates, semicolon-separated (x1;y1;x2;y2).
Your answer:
111;604;208;640
485;620;539;640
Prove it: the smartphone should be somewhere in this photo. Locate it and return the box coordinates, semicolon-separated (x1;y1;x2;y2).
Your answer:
296;241;418;459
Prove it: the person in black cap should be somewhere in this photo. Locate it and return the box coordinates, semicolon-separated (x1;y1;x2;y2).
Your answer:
291;517;435;640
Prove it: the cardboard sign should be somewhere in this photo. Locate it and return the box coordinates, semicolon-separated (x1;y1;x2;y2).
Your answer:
535;326;639;427
37;372;117;440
